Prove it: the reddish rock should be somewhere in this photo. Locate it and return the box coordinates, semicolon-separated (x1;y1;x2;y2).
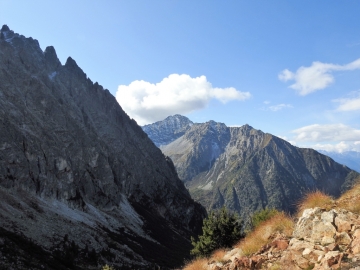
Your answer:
271;239;289;250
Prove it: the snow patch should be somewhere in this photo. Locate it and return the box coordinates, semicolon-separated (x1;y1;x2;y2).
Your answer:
2;30;14;44
49;71;57;80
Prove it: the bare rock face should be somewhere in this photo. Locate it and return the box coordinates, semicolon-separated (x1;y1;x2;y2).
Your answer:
144;115;359;221
142;114;193;147
0;25;205;269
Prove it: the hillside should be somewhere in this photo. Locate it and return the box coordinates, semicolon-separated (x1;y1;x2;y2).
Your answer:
143;115;359;221
0;25;205;269
184;180;360;270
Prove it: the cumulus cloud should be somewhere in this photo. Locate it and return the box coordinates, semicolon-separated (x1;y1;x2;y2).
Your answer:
292;124;360;142
116;74;251;125
268;104;293;111
333;91;360;111
278;58;360;95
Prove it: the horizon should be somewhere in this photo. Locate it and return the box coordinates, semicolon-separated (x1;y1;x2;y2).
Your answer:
1;1;360;153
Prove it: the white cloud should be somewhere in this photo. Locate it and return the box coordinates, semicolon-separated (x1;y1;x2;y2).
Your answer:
311;141;360;153
292;124;360;142
333;91;360;111
116;74;251;125
278;58;360;95
268;104;293;111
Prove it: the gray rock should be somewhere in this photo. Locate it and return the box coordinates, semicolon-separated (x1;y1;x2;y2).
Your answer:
0;25;205;269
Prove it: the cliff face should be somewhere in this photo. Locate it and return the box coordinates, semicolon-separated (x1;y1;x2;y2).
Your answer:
0;25;205;269
144;115;359;221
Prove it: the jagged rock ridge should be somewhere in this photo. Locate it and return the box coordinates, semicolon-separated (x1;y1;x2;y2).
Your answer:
0;25;205;269
143;115;359;222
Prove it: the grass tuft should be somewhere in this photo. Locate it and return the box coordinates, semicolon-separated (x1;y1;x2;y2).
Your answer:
337;181;360;214
297;191;333;216
210;248;227;262
236;212;293;256
183;258;208;270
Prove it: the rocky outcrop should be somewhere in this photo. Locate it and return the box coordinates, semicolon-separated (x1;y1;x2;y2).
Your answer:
144;115;359;221
205;208;360;269
0;25;206;269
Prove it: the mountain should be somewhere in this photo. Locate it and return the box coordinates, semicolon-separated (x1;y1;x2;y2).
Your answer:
318;150;360;173
143;115;359;222
142;114;193;147
0;25;205;269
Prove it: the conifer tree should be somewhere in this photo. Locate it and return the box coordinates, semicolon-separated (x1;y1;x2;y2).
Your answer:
190;206;244;257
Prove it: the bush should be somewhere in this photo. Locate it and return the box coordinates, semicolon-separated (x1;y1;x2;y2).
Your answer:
190;206;244;257
250;208;278;229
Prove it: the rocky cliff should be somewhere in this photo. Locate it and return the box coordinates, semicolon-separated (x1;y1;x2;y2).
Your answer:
144;115;359;221
0;25;205;269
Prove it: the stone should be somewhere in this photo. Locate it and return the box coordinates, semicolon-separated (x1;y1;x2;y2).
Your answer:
335;210;358;233
321;209;337;223
321;251;343;268
352;238;360;254
335;232;352;245
270;239;289;250
310;220;336;245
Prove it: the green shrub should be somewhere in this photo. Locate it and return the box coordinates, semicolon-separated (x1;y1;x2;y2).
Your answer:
251;208;278;229
190;206;244;257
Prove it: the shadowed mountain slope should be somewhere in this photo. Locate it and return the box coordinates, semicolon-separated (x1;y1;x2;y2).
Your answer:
0;26;205;269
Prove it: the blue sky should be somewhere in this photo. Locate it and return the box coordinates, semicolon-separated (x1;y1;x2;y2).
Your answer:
1;1;360;152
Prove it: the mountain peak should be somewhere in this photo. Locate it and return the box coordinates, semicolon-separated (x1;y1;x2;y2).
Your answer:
142;115;194;147
1;25;10;32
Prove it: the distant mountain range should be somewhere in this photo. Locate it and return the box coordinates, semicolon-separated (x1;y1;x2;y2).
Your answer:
143;115;359;222
318;150;360;173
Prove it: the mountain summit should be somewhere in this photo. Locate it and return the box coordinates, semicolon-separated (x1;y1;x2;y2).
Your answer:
0;26;205;269
143;116;359;221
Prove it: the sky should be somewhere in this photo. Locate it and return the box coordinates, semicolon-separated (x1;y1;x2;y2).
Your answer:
1;1;360;153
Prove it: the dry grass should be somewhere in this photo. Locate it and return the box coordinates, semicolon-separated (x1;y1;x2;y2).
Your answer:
296;190;334;216
210;248;227;262
236;212;294;256
183;258;208;270
337;181;360;214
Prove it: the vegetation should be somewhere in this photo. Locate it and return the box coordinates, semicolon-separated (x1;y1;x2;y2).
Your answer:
183;180;360;269
250;207;279;229
236;211;294;255
190;206;244;257
297;190;333;216
183;258;208;270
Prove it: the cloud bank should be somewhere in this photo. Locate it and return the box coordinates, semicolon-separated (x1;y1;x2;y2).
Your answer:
312;141;360;153
116;74;251;125
292;123;360;142
279;58;360;95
